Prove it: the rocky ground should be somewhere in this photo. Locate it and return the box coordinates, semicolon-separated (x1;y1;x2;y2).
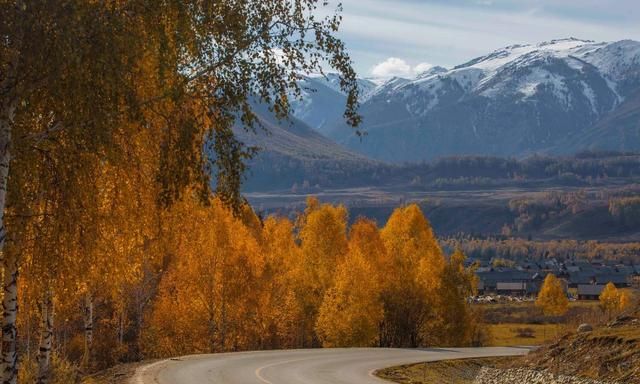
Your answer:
375;357;514;384
377;311;639;384
513;313;640;383
475;367;613;384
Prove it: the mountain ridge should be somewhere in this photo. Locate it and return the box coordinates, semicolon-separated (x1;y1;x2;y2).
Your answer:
290;38;640;163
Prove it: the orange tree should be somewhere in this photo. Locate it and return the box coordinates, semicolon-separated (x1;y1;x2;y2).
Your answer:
1;2;359;382
536;274;569;317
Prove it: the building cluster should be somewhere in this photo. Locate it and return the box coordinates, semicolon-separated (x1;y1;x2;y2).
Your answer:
470;258;640;300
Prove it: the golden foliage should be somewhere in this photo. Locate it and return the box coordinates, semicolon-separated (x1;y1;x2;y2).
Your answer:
12;192;482;371
1;1;361;381
599;282;621;318
316;247;383;347
619;291;634;312
296;199;348;346
315;218;386;347
379;204;447;347
536;274;569;317
433;250;479;346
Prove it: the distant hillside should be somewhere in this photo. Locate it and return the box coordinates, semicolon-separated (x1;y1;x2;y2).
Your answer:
564;91;640;152
233;104;385;191
245;152;640;241
242;148;640;193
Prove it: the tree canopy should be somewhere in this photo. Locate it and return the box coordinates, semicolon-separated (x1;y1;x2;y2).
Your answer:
1;2;361;382
536;274;568;317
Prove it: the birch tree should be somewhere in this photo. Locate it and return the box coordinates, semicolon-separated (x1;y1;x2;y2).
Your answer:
296;198;348;346
380;204;445;347
599;282;620;319
255;217;303;349
536;274;568;317
2;1;359;381
316;234;383;347
433;250;477;346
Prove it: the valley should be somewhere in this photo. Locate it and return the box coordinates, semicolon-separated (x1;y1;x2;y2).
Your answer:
247;183;640;241
240;38;640;247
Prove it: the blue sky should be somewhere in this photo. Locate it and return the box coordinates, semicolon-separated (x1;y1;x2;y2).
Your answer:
329;0;640;77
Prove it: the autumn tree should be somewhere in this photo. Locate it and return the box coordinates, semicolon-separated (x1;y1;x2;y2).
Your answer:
536;274;568;317
380;204;445;347
2;1;360;381
348;218;388;272
254;217;302;349
599;282;621;319
296;197;348;346
315;218;385;347
619;290;634;312
316;247;382;347
433;250;478;346
142;197;264;356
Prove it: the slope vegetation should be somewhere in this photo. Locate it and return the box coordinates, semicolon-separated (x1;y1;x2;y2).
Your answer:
516;313;640;383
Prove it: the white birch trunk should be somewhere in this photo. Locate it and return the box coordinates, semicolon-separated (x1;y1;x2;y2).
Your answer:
0;62;18;384
0;69;16;257
36;291;53;384
1;257;19;384
82;295;93;368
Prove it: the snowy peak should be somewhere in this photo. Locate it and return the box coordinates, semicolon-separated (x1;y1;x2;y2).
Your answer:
456;38;593;71
416;66;448;79
579;39;640;79
287;38;640;164
317;38;640;163
366;39;640;117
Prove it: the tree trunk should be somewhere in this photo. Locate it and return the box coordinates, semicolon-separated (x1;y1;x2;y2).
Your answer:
36;290;54;384
118;310;124;347
0;72;16;257
82;295;93;369
0;67;18;384
1;256;19;384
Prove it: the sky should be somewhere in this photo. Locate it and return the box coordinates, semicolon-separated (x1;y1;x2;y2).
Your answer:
327;0;640;78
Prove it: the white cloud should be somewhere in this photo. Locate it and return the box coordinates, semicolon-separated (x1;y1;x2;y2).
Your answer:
371;57;412;77
371;58;435;78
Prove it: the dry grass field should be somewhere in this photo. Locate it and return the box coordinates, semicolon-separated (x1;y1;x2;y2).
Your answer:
479;300;603;346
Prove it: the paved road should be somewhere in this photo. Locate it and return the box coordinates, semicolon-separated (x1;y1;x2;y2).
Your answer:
132;347;530;384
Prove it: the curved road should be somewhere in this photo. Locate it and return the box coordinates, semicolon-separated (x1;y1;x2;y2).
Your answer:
132;347;530;384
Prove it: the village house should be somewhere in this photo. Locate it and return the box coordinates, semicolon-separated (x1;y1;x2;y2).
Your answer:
577;284;605;300
474;257;637;298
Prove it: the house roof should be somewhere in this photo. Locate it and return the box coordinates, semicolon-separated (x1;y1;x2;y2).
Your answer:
569;272;595;284
595;274;629;285
578;284;605;296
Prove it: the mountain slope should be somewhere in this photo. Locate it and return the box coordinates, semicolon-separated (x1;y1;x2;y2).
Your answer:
564;90;640;152
233;104;384;191
318;38;640;162
289;74;377;137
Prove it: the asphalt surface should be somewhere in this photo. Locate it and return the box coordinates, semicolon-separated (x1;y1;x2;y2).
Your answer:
132;346;530;384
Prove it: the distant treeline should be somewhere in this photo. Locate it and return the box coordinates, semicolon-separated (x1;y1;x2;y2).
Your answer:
403;150;640;184
441;236;640;264
244;151;640;191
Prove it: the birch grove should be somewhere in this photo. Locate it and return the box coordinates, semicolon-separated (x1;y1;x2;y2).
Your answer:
1;1;361;382
0;1;487;383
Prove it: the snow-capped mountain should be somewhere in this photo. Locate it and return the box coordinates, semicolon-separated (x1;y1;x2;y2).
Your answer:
303;38;640;162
